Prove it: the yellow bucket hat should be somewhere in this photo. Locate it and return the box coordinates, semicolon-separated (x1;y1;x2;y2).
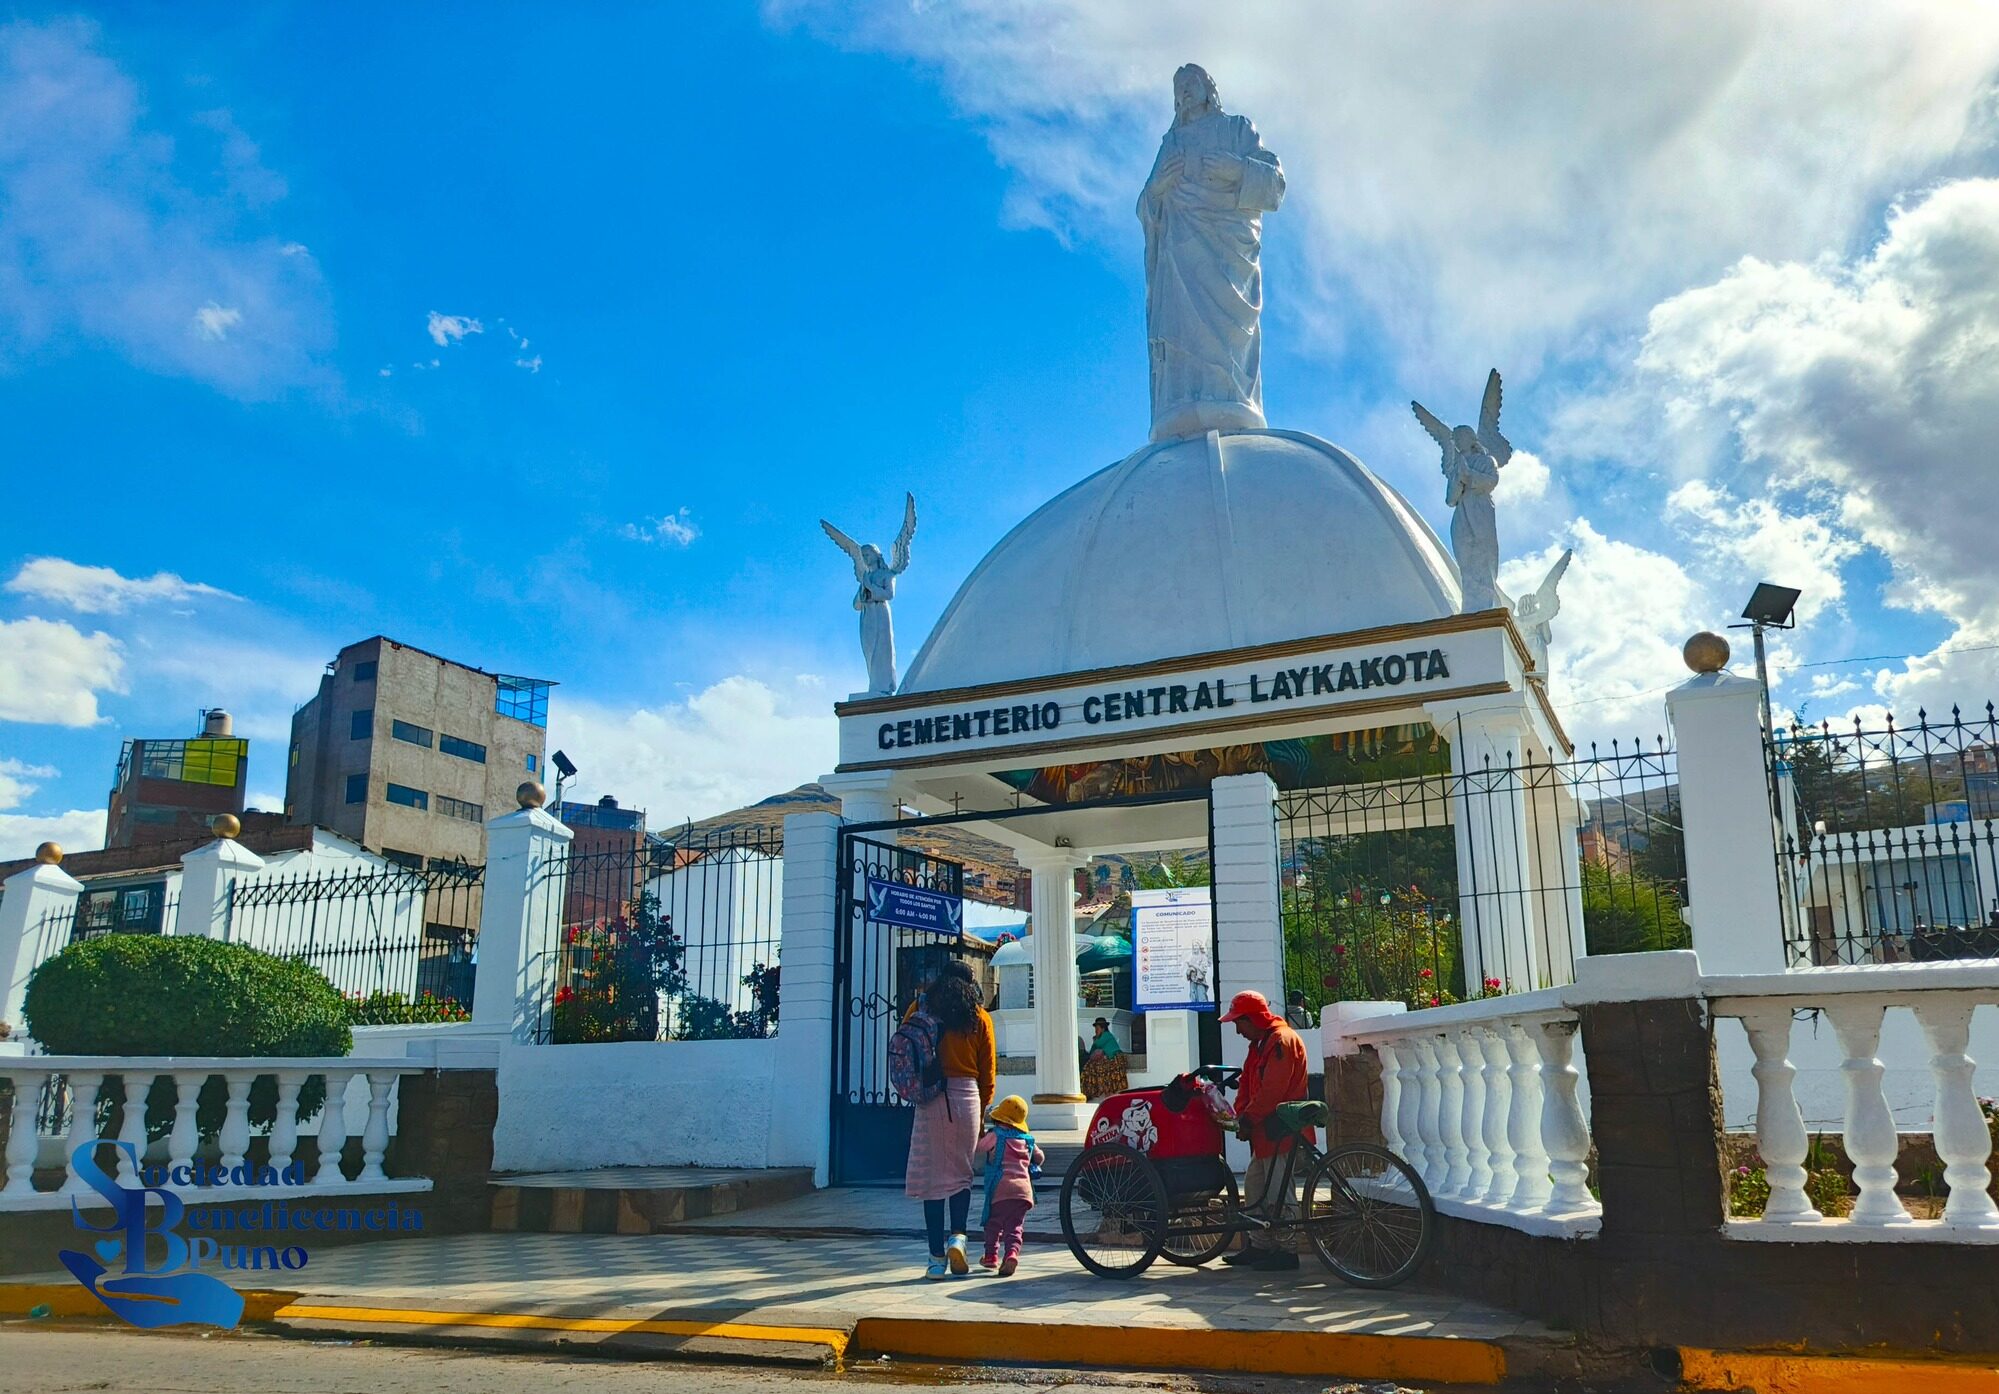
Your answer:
987;1094;1030;1131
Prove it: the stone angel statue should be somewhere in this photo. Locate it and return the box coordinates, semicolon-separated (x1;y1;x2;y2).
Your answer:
1512;547;1573;680
820;494;917;696
1413;369;1513;611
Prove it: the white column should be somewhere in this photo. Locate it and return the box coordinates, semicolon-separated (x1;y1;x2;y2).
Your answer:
1212;772;1283;1173
1023;846;1088;1130
1435;1032;1470;1198
771;811;841;1184
1411;1035;1445;1189
1916;1001;1999;1230
1533;1019;1595;1214
476;785;574;1042
1504;1021;1552;1210
1665;664;1788;974
1428;697;1542;995
1826;1001;1911;1227
820;770;900;827
0;849;83;1034
1736;1005;1821;1223
179;831;267;940
1457;1029;1493;1200
1477;1025;1518;1205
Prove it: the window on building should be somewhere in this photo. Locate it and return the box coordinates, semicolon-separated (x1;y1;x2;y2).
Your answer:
289;743;299;769
383;848;423;870
135;738;246;787
525;754;537;773
350;708;374;740
392;719;433;748
436;793;483;823
353;659;377;682
439;733;486;764
494;675;551;728
385;782;429;811
345;773;368;804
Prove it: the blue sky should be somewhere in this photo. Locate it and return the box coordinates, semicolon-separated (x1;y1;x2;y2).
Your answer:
5;4;1999;857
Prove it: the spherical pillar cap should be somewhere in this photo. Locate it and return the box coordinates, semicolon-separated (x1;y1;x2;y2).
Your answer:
34;842;62;865
209;813;241;839
517;780;547;809
1683;631;1731;674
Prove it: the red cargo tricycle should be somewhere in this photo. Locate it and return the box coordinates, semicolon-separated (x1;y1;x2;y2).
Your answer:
1058;1065;1434;1286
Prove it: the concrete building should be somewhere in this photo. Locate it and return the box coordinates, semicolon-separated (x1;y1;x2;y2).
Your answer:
286;636;552;869
104;709;247;849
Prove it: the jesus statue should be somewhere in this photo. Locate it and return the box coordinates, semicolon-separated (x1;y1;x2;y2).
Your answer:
1138;64;1286;442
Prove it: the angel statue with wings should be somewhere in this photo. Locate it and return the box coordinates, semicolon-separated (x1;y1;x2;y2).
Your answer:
1413;370;1512;611
1512;547;1573;681
820;494;917;696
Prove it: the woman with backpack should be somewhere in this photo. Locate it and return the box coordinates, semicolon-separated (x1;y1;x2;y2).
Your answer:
898;959;995;1279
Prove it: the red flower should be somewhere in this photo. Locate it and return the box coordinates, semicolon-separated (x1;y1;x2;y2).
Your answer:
1332;944;1348;957
554;985;575;1005
1429;996;1441;1007
1418;967;1434;979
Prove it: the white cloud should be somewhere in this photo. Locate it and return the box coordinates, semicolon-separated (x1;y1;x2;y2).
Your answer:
548;676;838;826
246;789;284;813
192;302;241;340
0;19;332;397
514;354;542;373
1637;178;1999;719
0;617;124;726
1663;481;1858;625
426;311;483;347
1493;448;1549;506
0;808;106;862
774;2;1999;376
131;636;328;743
0;758;55;810
1500;519;1706;738
621;508;700;547
7;556;241;614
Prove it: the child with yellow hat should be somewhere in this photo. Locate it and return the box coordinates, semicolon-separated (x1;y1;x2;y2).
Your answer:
974;1095;1044;1276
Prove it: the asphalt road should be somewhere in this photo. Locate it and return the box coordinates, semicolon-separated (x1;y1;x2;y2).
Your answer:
0;1326;1520;1394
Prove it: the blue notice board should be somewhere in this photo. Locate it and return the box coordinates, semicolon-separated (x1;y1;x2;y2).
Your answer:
866;876;964;935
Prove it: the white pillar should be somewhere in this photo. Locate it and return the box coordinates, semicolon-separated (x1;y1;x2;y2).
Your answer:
1023;847;1088;1130
771;811;840;1185
0;849;82;1038
1429;697;1543;994
179;831;266;940
1212;772;1282;1172
820;770;900;827
476;784;574;1042
1666;663;1787;974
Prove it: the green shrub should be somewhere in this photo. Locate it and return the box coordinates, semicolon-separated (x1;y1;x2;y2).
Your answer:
345;990;470;1025
24;935;352;1141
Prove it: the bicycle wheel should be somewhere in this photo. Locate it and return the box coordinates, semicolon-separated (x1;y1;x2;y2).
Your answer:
1159;1167;1240;1267
1060;1142;1169;1279
1302;1143;1434;1288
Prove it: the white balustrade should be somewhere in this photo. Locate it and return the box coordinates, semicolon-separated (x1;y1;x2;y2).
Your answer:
1338;987;1600;1238
0;1057;430;1211
1710;958;1999;1243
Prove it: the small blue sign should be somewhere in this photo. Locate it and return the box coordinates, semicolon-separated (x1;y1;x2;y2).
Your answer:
867;876;963;935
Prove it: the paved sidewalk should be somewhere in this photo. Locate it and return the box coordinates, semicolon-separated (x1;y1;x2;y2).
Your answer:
4;1227;1559;1384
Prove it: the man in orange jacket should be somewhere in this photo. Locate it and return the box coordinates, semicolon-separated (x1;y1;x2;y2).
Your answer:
1220;989;1311;1270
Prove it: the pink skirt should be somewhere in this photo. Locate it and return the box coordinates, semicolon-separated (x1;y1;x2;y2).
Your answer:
904;1078;980;1200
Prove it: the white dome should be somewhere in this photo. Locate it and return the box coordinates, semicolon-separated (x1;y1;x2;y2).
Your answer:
900;429;1462;695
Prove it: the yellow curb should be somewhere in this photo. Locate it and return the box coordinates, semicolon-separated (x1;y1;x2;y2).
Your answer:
854;1317;1508;1385
0;1284;299;1323
267;1302;851;1358
1680;1348;1999;1394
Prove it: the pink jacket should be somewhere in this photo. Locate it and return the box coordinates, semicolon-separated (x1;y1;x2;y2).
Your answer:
976;1130;1044;1209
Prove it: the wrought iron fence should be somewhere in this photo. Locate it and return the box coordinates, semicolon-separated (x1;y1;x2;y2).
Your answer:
527;824;783;1044
226;862;483;1005
1278;736;1685;1012
1773;703;1999;966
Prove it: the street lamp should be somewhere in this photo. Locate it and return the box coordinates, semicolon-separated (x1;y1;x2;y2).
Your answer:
550;748;578;812
1735;582;1802;747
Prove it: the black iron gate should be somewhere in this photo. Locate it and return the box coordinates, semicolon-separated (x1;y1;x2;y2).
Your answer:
830;832;970;1185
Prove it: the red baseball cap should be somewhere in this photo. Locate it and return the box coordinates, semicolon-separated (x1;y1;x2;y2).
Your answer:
1219;990;1277;1026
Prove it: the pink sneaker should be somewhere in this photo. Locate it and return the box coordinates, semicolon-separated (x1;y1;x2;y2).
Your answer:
998;1254;1019;1277
979;1254;998;1270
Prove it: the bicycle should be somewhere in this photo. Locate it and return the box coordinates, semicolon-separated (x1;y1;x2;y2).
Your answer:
1058;1064;1434;1286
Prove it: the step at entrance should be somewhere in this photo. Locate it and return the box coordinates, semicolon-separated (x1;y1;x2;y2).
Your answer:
491;1166;815;1235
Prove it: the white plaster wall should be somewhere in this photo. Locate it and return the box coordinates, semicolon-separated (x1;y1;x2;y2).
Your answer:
492;1037;779;1172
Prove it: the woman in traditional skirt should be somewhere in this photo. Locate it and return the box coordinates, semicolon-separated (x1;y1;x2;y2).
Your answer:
904;960;995;1278
1081;1016;1130;1098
